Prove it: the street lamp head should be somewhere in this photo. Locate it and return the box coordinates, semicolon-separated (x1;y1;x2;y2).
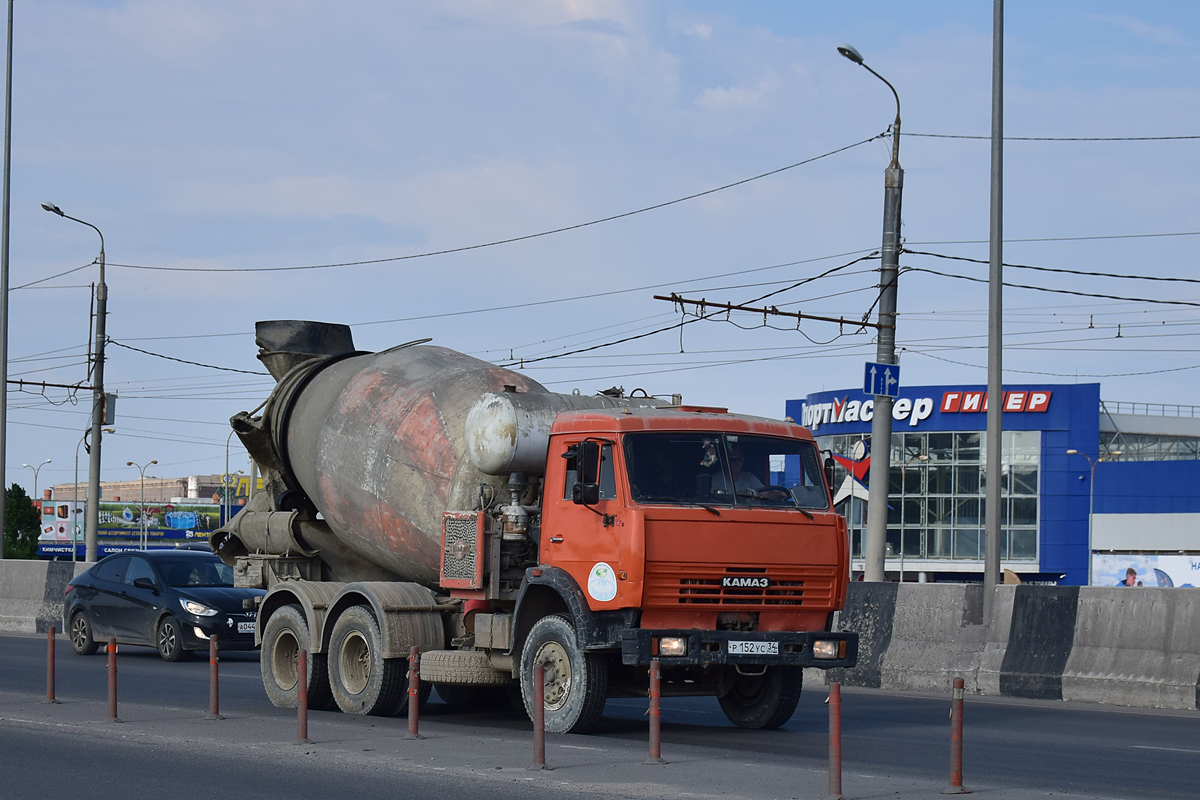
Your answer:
150;459;158;465
836;44;864;65
41;201;64;216
126;461;133;466
1066;449;1078;455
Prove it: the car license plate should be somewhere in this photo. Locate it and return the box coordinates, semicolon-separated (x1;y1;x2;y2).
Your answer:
237;622;255;634
728;640;778;656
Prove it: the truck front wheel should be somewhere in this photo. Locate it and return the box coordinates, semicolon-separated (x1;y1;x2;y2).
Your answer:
718;665;803;729
260;604;334;710
328;605;407;716
519;614;608;734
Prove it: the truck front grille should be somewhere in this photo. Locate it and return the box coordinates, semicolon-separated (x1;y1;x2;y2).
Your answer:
643;563;838;609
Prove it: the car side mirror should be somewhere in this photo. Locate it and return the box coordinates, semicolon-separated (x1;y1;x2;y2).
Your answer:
823;456;835;496
133;576;159;593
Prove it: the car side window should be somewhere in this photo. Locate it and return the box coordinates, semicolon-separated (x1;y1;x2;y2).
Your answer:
124;557;156;587
92;555;129;584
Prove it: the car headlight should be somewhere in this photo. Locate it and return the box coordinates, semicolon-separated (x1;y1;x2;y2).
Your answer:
180;598;219;617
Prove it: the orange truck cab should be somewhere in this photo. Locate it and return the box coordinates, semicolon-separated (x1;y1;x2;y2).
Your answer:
505;404;858;731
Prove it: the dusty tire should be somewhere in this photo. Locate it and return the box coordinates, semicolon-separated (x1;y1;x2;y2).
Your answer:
718;666;802;729
420;649;511;685
156;615;188;662
260;604;334;710
68;611;98;656
519;615;608;734
328;605;406;716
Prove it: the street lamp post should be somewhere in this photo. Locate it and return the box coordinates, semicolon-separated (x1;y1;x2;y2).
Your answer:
126;459;157;549
838;44;904;583
73;428;114;563
1067;449;1121;586
21;458;51;512
43;202;108;562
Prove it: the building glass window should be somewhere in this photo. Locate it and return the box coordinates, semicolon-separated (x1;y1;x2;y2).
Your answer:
818;428;1040;567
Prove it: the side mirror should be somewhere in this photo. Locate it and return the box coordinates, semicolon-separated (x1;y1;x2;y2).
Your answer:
572;440;602;506
572;482;601;505
133;576;159;593
823;457;836;497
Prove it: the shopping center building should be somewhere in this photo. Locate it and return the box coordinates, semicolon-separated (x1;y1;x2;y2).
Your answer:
788;383;1200;587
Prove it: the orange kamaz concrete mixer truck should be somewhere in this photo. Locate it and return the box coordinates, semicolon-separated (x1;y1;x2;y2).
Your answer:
213;320;857;733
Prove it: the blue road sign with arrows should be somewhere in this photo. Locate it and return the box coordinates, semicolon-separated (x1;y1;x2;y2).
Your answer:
864;361;900;397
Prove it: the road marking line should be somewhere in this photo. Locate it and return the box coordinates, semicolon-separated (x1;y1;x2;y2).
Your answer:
559;745;605;751
1132;745;1200;754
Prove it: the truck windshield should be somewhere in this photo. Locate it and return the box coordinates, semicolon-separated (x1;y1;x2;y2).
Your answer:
623;432;829;511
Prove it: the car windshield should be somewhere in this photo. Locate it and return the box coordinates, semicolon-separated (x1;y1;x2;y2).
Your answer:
624;432;829;511
158;557;234;588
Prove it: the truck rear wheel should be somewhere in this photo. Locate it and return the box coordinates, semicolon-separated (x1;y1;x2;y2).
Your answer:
328;605;407;716
718;666;802;729
261;604;334;710
519;614;608;734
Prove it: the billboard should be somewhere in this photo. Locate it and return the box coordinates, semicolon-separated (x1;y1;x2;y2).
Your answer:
1092;554;1199;588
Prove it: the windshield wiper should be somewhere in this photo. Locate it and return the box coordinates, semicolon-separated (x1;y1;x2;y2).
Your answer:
639;496;721;516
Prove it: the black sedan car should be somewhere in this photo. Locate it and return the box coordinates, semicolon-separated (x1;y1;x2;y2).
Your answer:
64;549;265;661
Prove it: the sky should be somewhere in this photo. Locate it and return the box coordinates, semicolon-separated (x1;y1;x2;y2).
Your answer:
5;0;1200;499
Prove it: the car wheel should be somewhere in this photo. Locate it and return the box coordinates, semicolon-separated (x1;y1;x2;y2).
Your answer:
718;666;802;729
260;604;335;710
328;605;406;716
519;614;608;734
156;615;188;662
68;611;98;656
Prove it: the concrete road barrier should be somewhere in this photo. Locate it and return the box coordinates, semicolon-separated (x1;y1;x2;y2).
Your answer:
0;560;89;634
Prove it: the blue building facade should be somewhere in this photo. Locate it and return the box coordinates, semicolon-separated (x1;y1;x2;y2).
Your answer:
788;383;1200;586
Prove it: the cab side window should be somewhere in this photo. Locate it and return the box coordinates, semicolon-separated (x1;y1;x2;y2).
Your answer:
563;443;617;500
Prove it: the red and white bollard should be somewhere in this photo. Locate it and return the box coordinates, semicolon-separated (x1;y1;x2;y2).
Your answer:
205;635;223;720
828;681;844;800
527;662;550;770
405;646;423;740
645;658;666;765
941;676;970;795
44;626;60;704
297;649;311;743
107;638;121;723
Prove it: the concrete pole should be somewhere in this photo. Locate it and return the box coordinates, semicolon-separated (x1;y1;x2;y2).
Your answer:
983;0;1005;621
837;44;904;585
42;204;107;563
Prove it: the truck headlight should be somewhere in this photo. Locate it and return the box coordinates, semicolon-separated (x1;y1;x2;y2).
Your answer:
812;639;843;660
657;637;688;657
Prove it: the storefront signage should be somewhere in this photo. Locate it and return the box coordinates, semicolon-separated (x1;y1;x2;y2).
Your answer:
802;389;1054;432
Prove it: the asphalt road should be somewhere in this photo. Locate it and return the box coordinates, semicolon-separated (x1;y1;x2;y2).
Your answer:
1;633;1197;800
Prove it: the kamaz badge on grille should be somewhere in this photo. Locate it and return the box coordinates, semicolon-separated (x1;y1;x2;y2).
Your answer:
721;576;770;589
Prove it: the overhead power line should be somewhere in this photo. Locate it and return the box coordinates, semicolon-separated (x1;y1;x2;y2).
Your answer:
904;266;1200;308
905;132;1200;142
107;340;270;375
101;134;886;276
906;249;1200;285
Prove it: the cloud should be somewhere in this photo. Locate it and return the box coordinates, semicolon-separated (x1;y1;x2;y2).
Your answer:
684;22;712;40
1090;14;1188;46
694;74;776;111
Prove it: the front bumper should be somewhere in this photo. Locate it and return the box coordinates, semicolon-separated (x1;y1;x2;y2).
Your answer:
621;628;858;668
182;612;259;652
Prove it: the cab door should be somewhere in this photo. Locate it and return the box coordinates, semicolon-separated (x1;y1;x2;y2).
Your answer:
543;439;630;610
